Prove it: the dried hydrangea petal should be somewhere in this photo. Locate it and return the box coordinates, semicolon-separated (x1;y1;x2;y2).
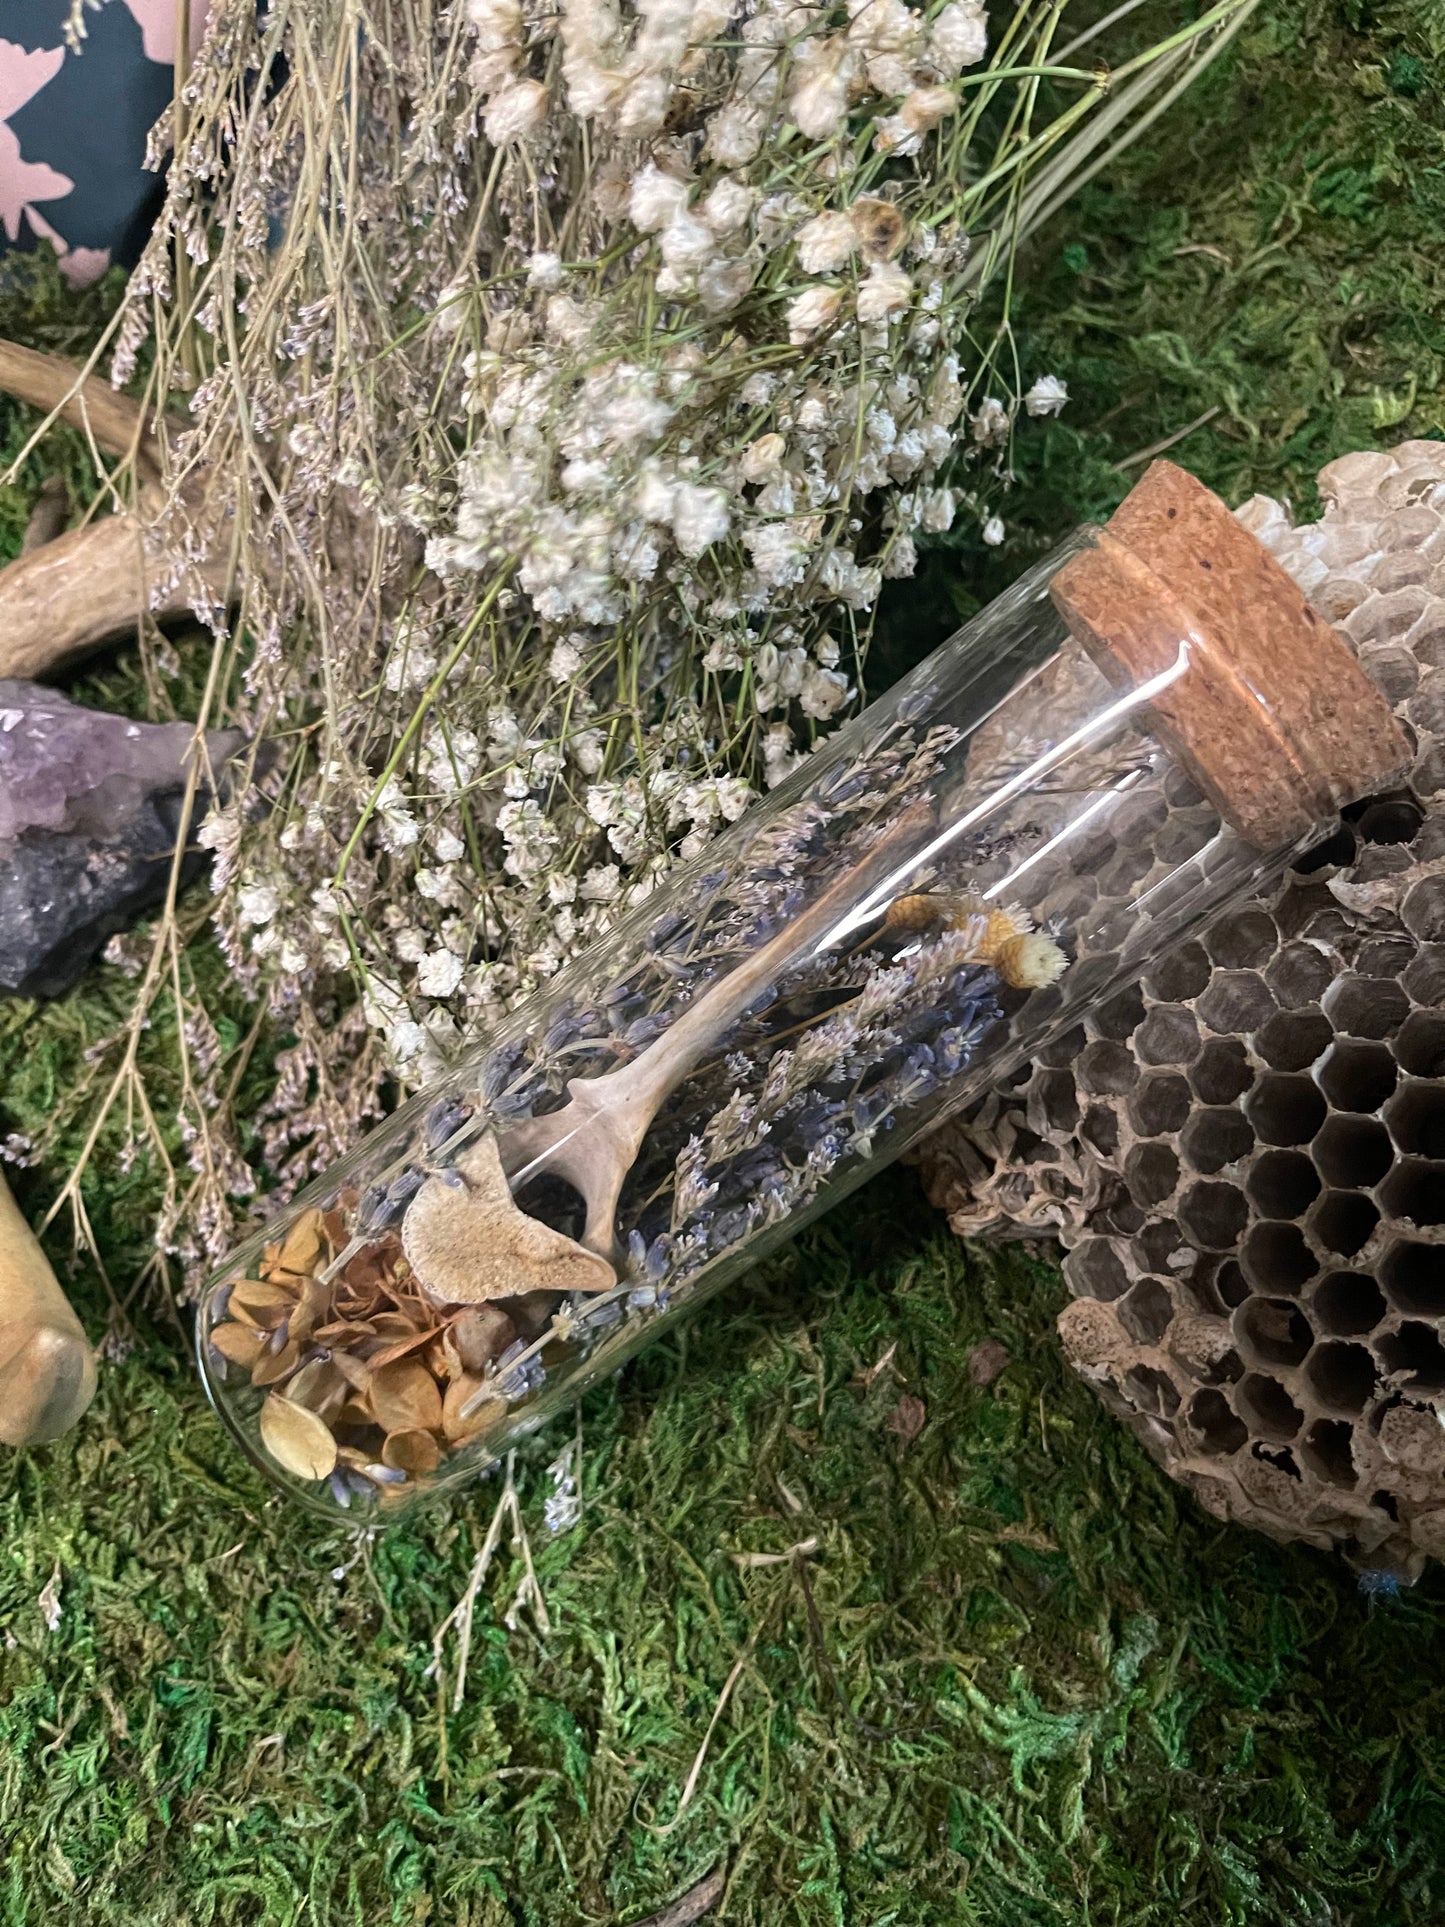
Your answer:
382;1428;442;1475
209;1322;266;1368
368;1358;444;1434
259;1393;339;1482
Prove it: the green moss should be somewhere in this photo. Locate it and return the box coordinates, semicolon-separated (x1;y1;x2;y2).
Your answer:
6;1179;1445;1926
10;7;1445;1919
877;0;1445;675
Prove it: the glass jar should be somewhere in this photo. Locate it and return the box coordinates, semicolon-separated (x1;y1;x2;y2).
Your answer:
195;460;1409;1519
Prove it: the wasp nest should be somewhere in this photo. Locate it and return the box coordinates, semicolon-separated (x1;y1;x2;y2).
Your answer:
921;441;1445;1574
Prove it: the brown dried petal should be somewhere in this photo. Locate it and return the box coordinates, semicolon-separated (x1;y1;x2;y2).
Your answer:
442;1372;489;1441
370;1310;430;1340
369;1358;444;1434
230;1278;297;1320
209;1322;266;1368
328;1349;374;1393
382;1428;442;1476
313;1320;376;1347
250;1335;303;1387
289;1273;332;1342
451;1304;517;1373
968;1339;1011;1387
259;1394;338;1481
886;1393;927;1444
342;1240;402;1296
285;1358;346;1415
276;1209;324;1278
367;1325;442;1370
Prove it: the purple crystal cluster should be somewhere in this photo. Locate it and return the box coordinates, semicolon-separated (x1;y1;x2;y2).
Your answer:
0;680;242;997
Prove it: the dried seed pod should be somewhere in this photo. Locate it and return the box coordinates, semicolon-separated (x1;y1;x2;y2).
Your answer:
451;1304;518;1373
259;1393;338;1482
921;438;1445;1575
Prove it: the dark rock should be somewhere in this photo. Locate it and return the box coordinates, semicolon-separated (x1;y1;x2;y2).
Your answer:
0;680;243;997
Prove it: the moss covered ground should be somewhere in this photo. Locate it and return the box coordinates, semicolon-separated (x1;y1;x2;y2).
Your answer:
7;3;1445;1920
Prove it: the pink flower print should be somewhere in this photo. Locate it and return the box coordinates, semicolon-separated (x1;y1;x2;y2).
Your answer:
23;205;109;288
119;0;211;66
0;40;71;245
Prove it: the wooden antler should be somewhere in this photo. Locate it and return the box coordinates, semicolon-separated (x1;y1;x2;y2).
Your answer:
0;1170;96;1447
0;509;220;681
0;341;226;680
0;340;159;472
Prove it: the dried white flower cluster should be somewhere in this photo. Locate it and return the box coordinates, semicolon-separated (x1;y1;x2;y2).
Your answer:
105;0;1238;1272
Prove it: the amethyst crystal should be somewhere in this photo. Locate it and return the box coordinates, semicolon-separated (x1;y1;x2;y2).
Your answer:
0;680;244;998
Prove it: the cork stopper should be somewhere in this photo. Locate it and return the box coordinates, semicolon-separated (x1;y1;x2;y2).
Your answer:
1049;460;1412;848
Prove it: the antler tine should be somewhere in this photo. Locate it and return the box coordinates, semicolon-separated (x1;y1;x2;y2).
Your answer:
0;340;235;677
0;339;160;474
0;509;227;681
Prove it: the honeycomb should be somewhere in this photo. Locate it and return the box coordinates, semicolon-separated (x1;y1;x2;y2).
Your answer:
920;441;1445;1575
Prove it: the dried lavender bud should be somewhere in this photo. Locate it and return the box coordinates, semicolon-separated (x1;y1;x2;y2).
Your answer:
481;1040;530;1101
424;1097;473;1154
355;1167;426;1234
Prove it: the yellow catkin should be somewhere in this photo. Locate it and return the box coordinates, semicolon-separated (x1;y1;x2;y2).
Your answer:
881;891;1067;990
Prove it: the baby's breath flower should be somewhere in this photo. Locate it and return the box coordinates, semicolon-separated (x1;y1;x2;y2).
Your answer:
740;433;786;482
630;163;691;232
971;396;1011;447
790;38;854;139
799;664;851;719
900;84;956;134
918;485;955;533
1024;374;1069;418
238;882;280;927
485;79;549;143
671;481;731;556
786;285;843;344
927;0;987;74
701;176;755;231
527;251;565;288
856;259;912;322
417;948;466;998
795;210;857;274
124;0;1096;1235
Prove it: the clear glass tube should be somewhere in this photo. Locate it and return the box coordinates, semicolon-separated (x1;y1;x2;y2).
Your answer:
195;476;1406;1521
